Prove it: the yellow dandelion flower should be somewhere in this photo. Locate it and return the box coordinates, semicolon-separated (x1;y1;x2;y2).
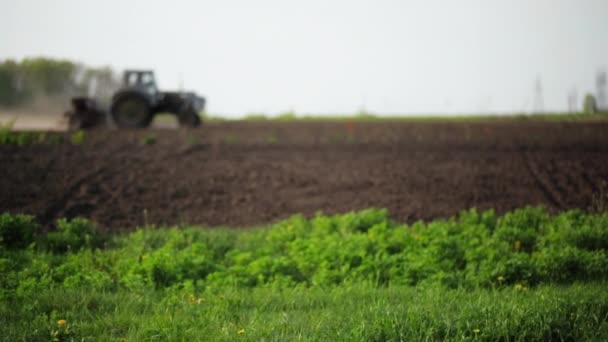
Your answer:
237;328;245;335
473;328;480;334
514;240;521;250
497;276;505;284
515;283;524;290
57;319;67;327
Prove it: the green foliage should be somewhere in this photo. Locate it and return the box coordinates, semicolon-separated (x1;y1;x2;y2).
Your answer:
0;57;118;108
0;126;67;146
1;208;608;340
0;60;21;106
69;130;85;145
244;113;268;121
0;122;14;144
584;93;598;114
276;111;297;121
1;207;607;292
43;217;103;253
0;212;39;249
141;134;157;145
0;57;77;107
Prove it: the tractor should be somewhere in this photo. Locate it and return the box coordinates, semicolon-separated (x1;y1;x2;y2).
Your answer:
65;70;205;129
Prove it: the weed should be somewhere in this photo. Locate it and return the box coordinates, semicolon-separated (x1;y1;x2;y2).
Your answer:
142;134;157;145
0;128;68;146
43;217;103;253
1;206;607;289
15;132;33;146
0;212;39;249
0;122;13;144
70;130;85;145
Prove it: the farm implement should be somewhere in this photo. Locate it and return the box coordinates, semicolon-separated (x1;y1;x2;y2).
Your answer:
65;70;205;129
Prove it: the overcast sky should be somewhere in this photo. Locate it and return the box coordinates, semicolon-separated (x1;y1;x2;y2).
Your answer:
1;0;607;117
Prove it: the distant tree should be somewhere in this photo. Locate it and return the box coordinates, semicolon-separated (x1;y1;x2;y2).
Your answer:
0;60;20;106
583;94;597;114
0;57;118;109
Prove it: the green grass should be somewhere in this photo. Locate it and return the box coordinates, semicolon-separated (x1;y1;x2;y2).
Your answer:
1;207;608;340
141;133;157;145
2;283;607;341
0;123;67;145
0;120;82;145
69;130;85;145
0;130;66;145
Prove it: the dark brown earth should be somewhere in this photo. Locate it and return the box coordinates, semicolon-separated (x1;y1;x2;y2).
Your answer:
1;121;607;231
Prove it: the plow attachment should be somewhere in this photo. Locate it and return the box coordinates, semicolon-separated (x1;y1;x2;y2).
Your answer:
64;97;108;130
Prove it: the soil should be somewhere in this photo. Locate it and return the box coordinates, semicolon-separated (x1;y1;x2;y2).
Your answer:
1;121;607;231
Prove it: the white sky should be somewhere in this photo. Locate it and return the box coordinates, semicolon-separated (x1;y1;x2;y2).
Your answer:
1;0;607;117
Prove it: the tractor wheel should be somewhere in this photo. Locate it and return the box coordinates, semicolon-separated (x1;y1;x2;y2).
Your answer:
178;111;201;128
111;93;153;128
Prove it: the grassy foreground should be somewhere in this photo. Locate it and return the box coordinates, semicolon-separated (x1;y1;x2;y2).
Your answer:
2;283;607;341
1;207;608;340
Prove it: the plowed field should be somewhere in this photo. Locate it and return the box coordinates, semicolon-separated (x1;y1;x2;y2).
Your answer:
1;121;607;230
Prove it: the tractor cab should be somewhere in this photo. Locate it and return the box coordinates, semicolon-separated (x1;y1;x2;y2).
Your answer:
122;70;158;98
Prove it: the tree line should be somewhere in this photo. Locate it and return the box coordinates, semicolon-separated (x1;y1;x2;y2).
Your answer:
0;57;118;108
